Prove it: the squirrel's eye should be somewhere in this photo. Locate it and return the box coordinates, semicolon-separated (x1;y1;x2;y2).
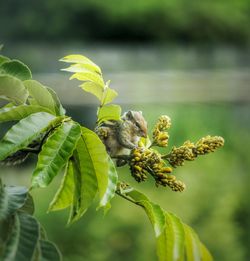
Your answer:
135;122;141;130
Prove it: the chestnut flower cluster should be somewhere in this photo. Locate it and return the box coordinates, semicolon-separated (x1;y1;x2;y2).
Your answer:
129;115;224;192
130;144;186;192
166;136;225;167
152;115;171;147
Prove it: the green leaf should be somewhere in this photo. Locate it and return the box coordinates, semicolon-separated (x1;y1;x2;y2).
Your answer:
101;87;118;105
125;189;182;261
68;158;82;224
24;80;57;115
125;189;165;236
68;127;110;224
1;212;39;261
0;181;28;220
0;75;29;105
80;127;109;204
71;136;99;220
46;87;65;116
60;54;101;74
0;112;56;161
0;102;15;109
38;239;62;261
123;187;211;261
19;194;35;215
0;178;62;260
0;105;53;122
97;104;121;123
0;60;32;81
60;54;97;65
32;121;81;188
157;213;185;261
99;157;118;208
62;63;101;75
70;71;104;87
0;55;10;66
79;82;104;101
199;243;213;261
184;225;202;261
48;161;74;211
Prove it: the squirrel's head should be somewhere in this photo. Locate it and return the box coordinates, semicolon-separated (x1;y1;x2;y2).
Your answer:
122;111;148;138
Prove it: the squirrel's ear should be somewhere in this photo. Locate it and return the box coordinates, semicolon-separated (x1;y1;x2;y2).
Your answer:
122;111;133;120
127;111;133;118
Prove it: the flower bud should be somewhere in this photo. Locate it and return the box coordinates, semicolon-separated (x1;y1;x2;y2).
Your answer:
161;167;172;173
169;180;186;192
152;115;171;147
193;136;224;155
156;115;171;131
168;142;196;167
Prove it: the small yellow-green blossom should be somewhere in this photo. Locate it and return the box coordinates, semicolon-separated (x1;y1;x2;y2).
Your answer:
155;173;186;192
128;115;224;193
153;115;171;147
129;145;186;192
167;136;224;168
193;135;225;155
155;115;171;131
167;141;196;167
130;147;159;182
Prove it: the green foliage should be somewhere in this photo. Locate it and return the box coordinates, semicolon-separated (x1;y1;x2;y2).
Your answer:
0;55;10;66
97;104;121;123
77;127;109;207
0;53;218;261
31;121;81;188
56;127;118;224
0;179;61;261
61;54;121;122
101;157;118;209
0;105;53;122
0;112;56;161
0;180;28;219
24;80;60;116
0;60;32;81
60;54;101;74
117;184;212;261
48;161;75;211
0;75;29;104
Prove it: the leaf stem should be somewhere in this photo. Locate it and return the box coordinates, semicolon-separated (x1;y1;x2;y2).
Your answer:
148;141;156;149
115;190;137;205
115;187;141;207
161;153;171;159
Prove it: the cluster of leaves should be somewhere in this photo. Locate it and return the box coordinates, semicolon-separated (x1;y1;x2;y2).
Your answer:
0;53;214;260
0;179;61;260
0;54;118;225
60;54;121;124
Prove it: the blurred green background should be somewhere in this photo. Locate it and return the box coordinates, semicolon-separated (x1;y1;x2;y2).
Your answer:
1;0;250;45
1;0;250;260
